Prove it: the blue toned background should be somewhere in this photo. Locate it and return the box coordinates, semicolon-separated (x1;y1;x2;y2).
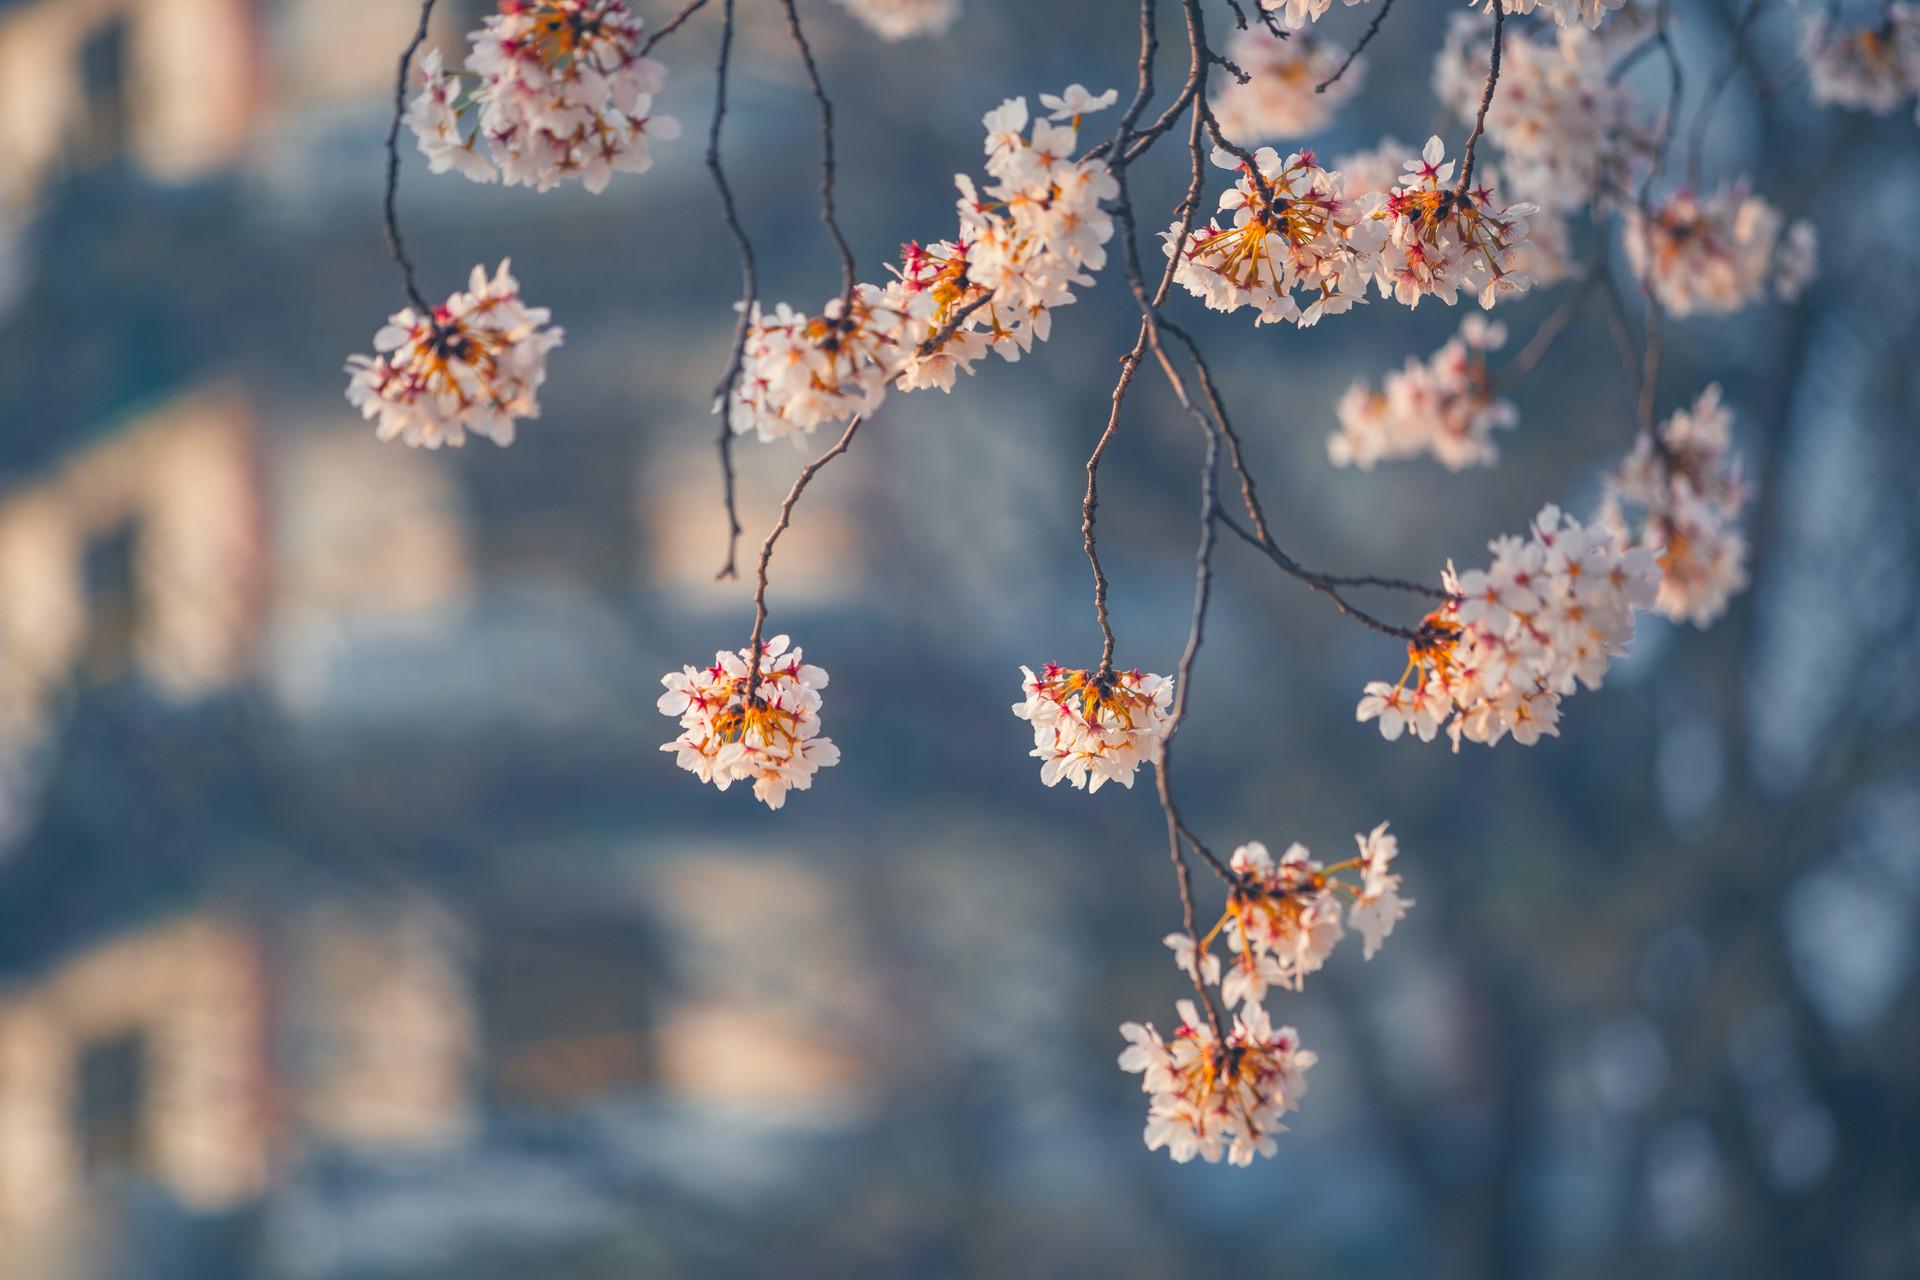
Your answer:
0;0;1914;1276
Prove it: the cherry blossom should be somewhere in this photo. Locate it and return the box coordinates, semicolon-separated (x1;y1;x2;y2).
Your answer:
345;260;564;449
1210;29;1361;144
1012;663;1173;793
731;90;1117;440
1476;0;1626;31
1602;385;1750;627
1163;146;1381;327
1370;136;1536;309
1118;1000;1316;1165
1432;13;1646;211
658;635;841;809
1329;315;1517;470
1348;822;1411;959
1801;4;1920;117
1621;184;1817;317
1358;505;1662;750
1259;0;1373;30
831;0;962;41
405;1;680;194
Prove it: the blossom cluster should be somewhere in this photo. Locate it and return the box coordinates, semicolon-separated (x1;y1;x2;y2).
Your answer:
729;87;1118;443
1329;315;1517;470
1621;184;1816;317
1433;13;1644;210
1210;29;1362;143
345;260;564;449
1802;4;1920;119
1258;0;1373;31
1476;0;1626;30
1121;824;1410;1164
831;0;962;40
1602;385;1750;627
1357;506;1661;749
1011;663;1173;793
1374;136;1537;309
405;1;680;194
1163;146;1379;327
657;635;841;810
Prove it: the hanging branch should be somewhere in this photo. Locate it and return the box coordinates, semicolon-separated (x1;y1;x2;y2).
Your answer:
1456;0;1505;193
383;0;440;313
779;0;860;304
745;415;865;676
705;0;757;580
1317;0;1397;93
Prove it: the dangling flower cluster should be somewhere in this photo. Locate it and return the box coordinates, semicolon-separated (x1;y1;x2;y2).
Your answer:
405;1;680;193
1371;137;1536;309
657;635;841;810
831;0;962;40
1601;385;1750;627
1210;29;1361;143
1474;0;1625;31
1329;315;1517;470
1258;0;1373;30
345;260;564;449
1620;184;1817;317
1163;146;1380;327
1432;14;1645;210
1357;505;1661;749
1801;4;1920;118
1117;1000;1315;1165
1122;825;1409;1164
730;89;1117;442
1011;664;1173;793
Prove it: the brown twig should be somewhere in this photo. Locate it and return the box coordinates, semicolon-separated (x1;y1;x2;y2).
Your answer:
745;415;864;683
1317;0;1396;93
778;0;859;304
382;0;439;314
1456;0;1505;193
705;0;756;580
639;0;712;56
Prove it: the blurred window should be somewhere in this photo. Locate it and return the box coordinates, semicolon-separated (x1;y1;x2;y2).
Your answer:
75;18;132;164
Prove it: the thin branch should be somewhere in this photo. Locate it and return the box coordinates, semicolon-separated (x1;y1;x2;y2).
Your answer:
383;0;439;314
745;415;864;672
1490;240;1608;393
639;0;712;56
778;0;859;303
1687;0;1766;185
705;0;757;580
1317;0;1396;93
1456;0;1505;193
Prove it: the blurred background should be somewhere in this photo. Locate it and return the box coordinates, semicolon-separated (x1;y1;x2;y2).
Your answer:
0;0;1915;1276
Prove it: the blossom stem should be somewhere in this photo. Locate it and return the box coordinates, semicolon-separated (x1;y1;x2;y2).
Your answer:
1317;0;1397;94
1455;0;1505;194
383;0;440;315
745;415;864;694
705;0;757;580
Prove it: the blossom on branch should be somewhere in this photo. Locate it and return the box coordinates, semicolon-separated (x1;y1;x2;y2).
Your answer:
1601;385;1751;627
1258;0;1373;31
1432;13;1646;210
1118;1000;1316;1165
345;260;564;448
1801;4;1920;117
1210;30;1362;144
1329;315;1517;470
1477;0;1626;31
831;0;961;41
730;90;1117;440
1370;136;1536;309
1012;664;1173;793
1163;146;1381;327
405;1;680;194
1621;184;1817;317
1357;505;1661;749
658;635;841;809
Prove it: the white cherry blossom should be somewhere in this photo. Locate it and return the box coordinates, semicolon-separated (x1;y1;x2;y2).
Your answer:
658;635;841;809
